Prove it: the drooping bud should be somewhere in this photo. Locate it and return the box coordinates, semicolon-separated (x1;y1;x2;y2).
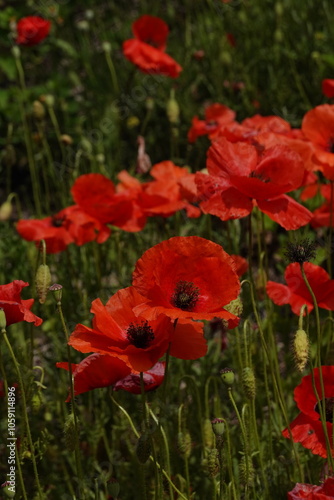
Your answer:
220;368;235;387
108;478;120;499
136;433;151;464
177;431;192;458
166;90;180;124
242;367;256;400
0;308;7;331
0;198;13;221
35;264;52;304
203;418;214;448
292;329;309;372
32;100;45;120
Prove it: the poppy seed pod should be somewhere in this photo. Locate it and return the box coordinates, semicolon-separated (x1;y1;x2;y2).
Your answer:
220;368;235;386
211;418;225;437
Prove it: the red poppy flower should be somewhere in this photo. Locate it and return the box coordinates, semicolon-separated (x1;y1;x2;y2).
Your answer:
282;366;334;458
302;105;334;179
56;354;131;402
16;205;111;254
123;15;182;77
141;161;201;218
132;236;240;326
114;361;165;394
311;184;334;227
196;137;312;230
0;280;42;327
231;255;248;277
322;79;334;99
68;287;174;372
266;262;334;315
72;173;144;231
188;104;236;143
288;478;334;499
16;16;51;46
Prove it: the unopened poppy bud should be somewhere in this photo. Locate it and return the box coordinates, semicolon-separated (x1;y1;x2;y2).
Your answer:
239;455;254;486
11;46;21;59
274;29;283;43
203;418;214;448
49;283;63;304
292;329;309;372
42;94;55;108
64;413;76;452
0;200;13;221
275;2;284;16
242;367;256;400
166;91;180;124
220;368;235;386
206;449;220;477
60;134;73;145
102;41;112;53
177;431;192;458
136;433;151;464
0;308;7;331
211;418;225;437
32;100;45;120
220;50;232;66
35;264;51;304
126;116;140;129
108;478;120;498
145;97;154;111
31;392;43;412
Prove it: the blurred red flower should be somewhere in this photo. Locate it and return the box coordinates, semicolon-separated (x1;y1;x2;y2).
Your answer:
0;280;42;326
72;173;144;231
132;236;240;326
282;366;334;458
288;478;334;499
16;205;110;253
230;255;248;277
302;104;334;179
188;103;236;143
266;262;334;315
68;287;173;372
312;184;334;227
322;79;334;99
16;16;51;46
123;15;182;77
196;137;312;230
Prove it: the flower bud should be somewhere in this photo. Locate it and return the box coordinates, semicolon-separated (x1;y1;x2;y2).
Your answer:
108;478;120;498
220;368;235;386
203;418;214;448
166;92;180;124
0;200;13;221
292;329;309;372
177;431;192;458
36;264;52;304
32;100;45;120
0;308;7;331
242;367;256;400
1;482;15;499
60;134;73;145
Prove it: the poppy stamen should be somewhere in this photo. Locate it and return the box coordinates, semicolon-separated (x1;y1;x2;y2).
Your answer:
315;397;334;422
327;137;334;153
171;280;200;311
52;215;65;227
126;321;155;349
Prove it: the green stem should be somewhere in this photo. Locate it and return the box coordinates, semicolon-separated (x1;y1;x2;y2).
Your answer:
2;330;44;499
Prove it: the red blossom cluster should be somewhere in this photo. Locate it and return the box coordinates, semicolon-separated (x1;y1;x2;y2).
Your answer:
57;236;241;398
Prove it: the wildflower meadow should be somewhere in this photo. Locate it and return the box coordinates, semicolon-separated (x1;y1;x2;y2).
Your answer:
2;2;334;499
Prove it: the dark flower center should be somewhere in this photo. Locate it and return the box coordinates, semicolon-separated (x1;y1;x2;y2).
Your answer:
315;397;334;422
284;239;317;264
171;280;200;311
126;321;155;349
249;170;270;183
52;215;65;227
327;137;334;153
